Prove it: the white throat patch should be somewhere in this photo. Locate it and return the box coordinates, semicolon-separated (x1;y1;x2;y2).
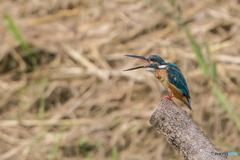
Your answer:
158;65;167;69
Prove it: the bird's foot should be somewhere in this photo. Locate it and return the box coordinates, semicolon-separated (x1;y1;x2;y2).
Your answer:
161;95;174;101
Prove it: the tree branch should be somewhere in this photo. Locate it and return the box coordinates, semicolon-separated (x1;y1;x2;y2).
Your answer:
150;99;228;160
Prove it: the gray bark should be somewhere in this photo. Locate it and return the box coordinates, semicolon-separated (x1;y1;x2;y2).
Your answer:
150;99;228;160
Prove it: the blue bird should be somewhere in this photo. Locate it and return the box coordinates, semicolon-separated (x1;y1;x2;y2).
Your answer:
124;55;192;111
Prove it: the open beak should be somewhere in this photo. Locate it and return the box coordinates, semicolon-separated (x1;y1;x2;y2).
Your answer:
124;65;154;71
124;55;152;71
124;55;149;61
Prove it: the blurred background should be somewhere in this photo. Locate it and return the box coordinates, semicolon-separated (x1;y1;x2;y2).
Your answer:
0;0;240;160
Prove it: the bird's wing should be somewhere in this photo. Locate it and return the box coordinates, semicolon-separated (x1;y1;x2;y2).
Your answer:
166;64;190;98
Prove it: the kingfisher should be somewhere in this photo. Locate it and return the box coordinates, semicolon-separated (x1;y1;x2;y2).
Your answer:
124;55;192;111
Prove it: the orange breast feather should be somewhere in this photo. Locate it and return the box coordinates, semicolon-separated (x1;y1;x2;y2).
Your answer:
155;69;167;81
167;81;190;108
156;69;171;92
167;81;183;99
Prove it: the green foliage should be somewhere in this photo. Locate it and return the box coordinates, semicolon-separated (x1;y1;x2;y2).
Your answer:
143;0;165;12
205;40;218;79
168;0;176;6
212;84;240;131
156;6;166;12
4;12;35;66
87;152;94;159
112;146;119;160
217;141;240;153
212;61;218;78
50;126;67;160
205;39;211;66
184;26;217;78
184;25;240;131
78;136;93;158
4;12;29;51
234;147;240;153
79;136;90;148
27;134;44;158
184;26;208;75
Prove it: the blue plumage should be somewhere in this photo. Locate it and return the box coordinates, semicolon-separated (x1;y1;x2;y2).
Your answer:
124;54;192;110
166;63;191;109
149;55;166;65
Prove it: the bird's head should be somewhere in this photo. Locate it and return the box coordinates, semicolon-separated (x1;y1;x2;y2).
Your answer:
124;55;167;73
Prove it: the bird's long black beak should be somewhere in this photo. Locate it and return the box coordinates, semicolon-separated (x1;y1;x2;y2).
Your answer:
123;65;153;71
124;55;149;61
124;55;152;71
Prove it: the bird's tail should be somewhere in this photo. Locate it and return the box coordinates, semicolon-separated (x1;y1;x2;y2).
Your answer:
183;97;192;111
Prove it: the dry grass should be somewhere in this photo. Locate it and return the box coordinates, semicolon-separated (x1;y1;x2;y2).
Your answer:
0;0;240;160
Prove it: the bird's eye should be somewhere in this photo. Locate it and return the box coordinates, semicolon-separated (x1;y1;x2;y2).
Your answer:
149;56;154;61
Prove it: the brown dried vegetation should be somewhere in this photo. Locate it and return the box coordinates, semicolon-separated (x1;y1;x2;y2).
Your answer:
0;0;240;160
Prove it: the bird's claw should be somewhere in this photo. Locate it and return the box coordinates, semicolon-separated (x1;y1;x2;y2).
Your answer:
161;95;174;101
